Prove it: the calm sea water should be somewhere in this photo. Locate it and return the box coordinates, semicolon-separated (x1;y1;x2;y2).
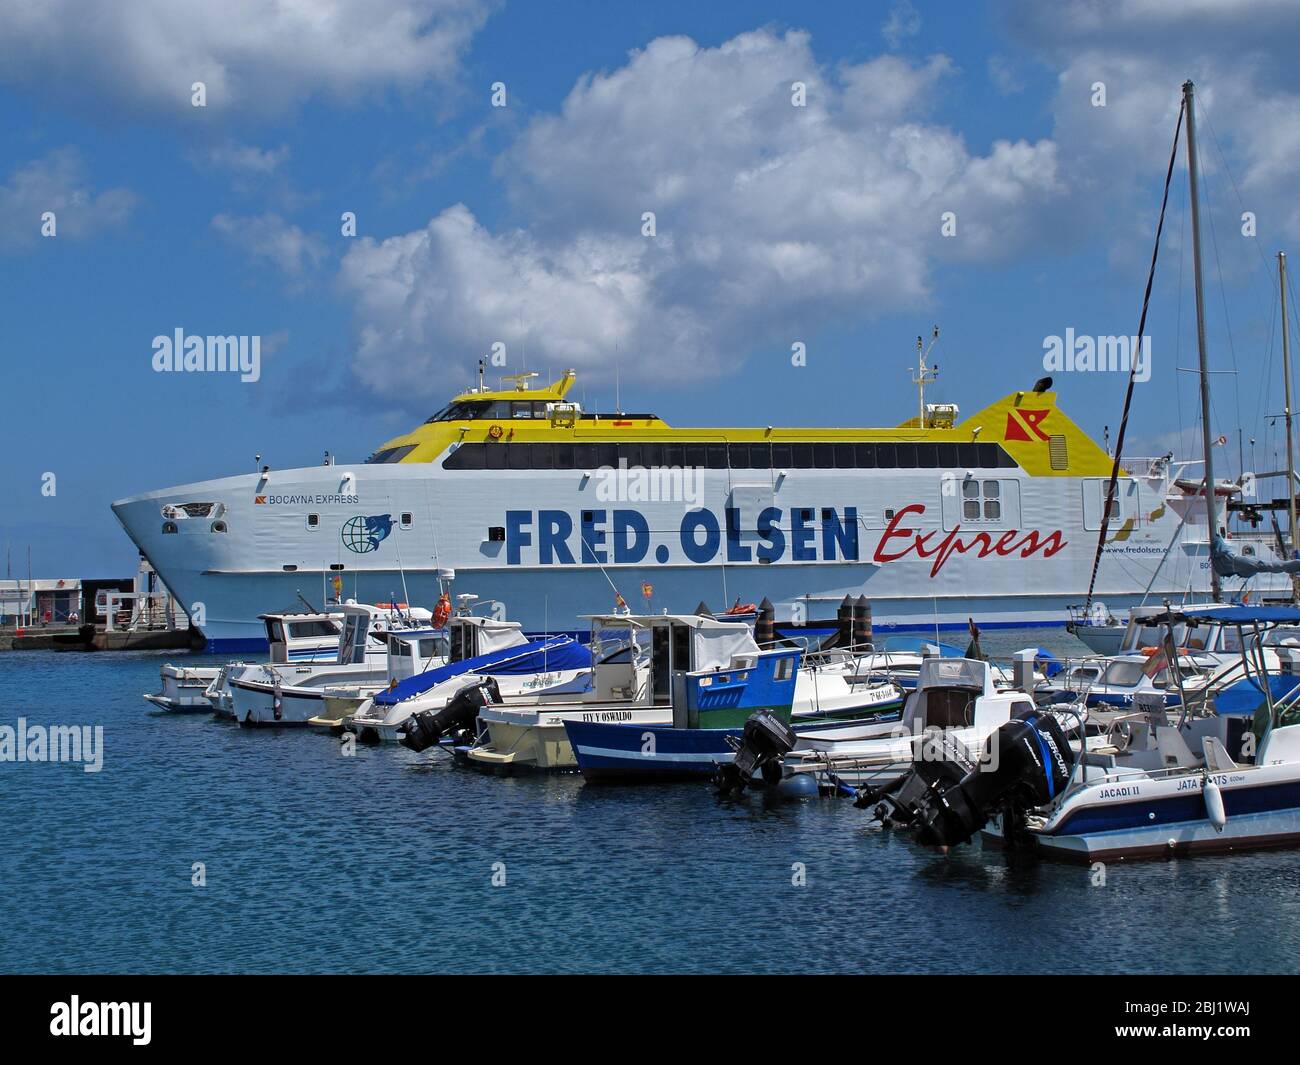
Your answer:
3;627;1300;974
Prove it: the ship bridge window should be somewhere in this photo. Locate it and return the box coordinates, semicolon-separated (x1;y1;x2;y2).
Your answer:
366;444;417;464
425;400;491;423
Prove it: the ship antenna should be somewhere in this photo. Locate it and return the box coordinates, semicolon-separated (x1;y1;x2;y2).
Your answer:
478;357;485;393
911;326;940;427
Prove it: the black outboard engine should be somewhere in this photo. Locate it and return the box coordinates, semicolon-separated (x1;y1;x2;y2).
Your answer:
871;709;1076;848
399;677;501;753
714;709;798;795
855;729;977;825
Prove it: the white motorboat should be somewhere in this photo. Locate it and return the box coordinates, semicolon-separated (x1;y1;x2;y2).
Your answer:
872;605;1300;861
228;603;436;726
345;613;591;741
773;657;1033;791
145;607;347;714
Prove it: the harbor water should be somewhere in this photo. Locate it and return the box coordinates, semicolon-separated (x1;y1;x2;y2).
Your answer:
4;627;1300;974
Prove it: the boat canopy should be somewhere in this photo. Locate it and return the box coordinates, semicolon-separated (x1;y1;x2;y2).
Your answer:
374;635;590;705
454;616;527;655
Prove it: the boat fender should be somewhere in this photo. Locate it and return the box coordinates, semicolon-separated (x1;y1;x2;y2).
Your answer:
1203;775;1227;832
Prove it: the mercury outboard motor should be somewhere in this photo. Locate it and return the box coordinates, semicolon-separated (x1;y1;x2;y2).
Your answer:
868;709;1076;848
399;677;501;753
714;709;798;795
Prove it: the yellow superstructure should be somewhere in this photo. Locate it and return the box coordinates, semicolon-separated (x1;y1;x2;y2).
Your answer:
368;370;1116;478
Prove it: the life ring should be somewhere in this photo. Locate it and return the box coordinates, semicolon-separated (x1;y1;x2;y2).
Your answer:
488;424;504;440
433;592;452;628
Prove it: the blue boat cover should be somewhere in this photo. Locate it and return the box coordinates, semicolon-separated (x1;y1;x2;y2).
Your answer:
1030;647;1064;678
374;636;591;706
1213;673;1300;717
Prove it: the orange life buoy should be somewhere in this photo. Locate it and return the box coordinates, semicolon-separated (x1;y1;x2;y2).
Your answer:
488;424;504;440
433;592;452;628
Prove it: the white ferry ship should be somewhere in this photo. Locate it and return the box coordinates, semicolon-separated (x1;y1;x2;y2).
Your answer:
111;369;1284;652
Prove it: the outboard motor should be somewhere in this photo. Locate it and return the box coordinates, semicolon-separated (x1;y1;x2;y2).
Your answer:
714;709;798;795
856;729;978;826
399;677;501;753
867;709;1076;848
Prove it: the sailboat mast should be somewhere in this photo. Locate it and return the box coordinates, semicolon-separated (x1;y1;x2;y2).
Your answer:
1183;79;1222;602
1281;251;1299;602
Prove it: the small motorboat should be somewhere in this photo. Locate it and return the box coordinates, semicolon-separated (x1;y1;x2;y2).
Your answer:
346;613;590;742
143;664;221;713
144;606;347;715
722;657;1035;794
228;603;436;726
872;605;1300;862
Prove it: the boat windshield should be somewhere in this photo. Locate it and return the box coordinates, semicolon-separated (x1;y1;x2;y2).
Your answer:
424;399;554;423
1101;660;1147;687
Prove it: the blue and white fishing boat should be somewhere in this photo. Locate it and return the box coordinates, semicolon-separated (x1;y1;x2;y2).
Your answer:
459;612;847;771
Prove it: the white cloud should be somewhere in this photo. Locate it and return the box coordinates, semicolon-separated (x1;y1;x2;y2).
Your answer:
201;141;290;175
882;1;922;50
0;149;136;252
212;212;326;279
1005;0;1300;247
0;0;494;117
339;29;1064;404
987;55;1024;95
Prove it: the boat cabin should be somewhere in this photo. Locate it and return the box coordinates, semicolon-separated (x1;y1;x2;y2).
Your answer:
900;658;1032;733
383;628;451;684
336;602;436;665
260;609;344;664
446;615;528;663
581;613;762;705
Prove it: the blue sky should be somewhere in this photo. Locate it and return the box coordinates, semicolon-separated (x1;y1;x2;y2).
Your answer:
3;0;1300;577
